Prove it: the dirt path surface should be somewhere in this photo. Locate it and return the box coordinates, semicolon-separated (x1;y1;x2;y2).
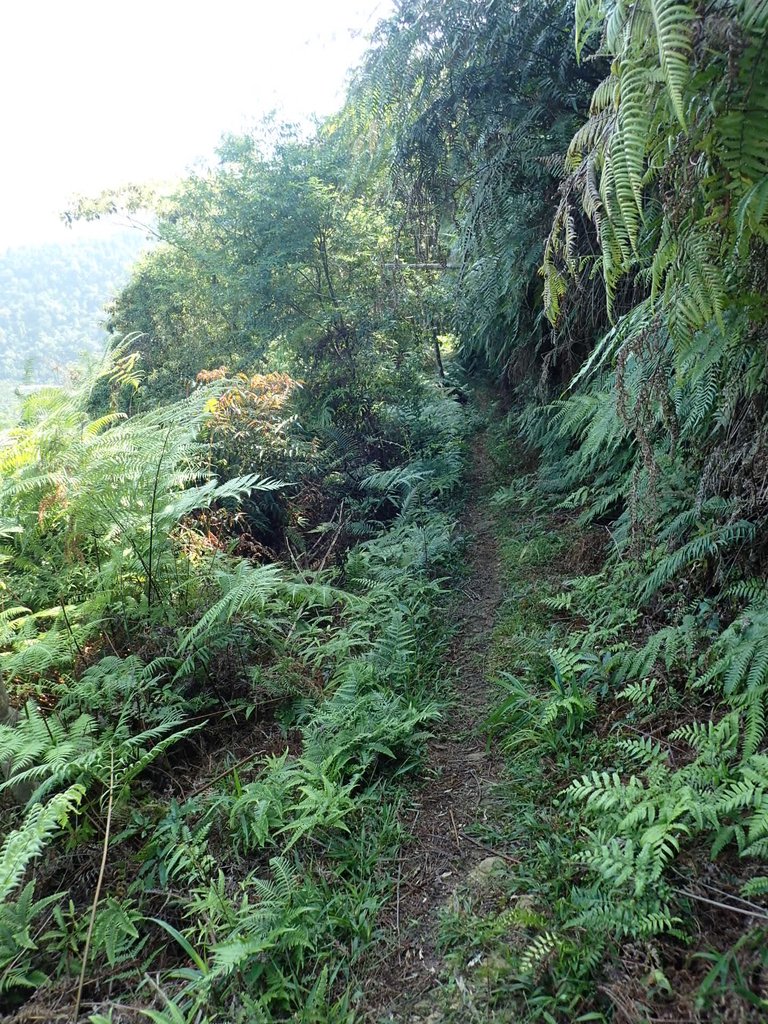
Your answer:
365;428;507;1022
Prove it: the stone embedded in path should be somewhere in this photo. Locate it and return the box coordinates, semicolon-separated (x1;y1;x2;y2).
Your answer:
467;856;508;887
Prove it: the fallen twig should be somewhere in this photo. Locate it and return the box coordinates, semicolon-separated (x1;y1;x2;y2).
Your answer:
674;887;768;923
187;749;267;799
460;833;520;865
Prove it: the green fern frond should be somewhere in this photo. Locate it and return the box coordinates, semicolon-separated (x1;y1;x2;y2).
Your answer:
647;0;692;128
0;786;84;901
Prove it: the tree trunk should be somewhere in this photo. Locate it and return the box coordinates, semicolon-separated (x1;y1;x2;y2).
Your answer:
0;675;17;726
433;333;445;380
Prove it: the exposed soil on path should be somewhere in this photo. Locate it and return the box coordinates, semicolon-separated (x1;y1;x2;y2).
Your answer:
364;426;509;1022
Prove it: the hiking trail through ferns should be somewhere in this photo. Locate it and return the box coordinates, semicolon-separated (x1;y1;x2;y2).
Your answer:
365;422;509;1022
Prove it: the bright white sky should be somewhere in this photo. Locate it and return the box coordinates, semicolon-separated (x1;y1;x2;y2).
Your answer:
0;0;391;248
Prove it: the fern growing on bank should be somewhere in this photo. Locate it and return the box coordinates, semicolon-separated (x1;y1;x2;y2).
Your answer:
0;342;468;1017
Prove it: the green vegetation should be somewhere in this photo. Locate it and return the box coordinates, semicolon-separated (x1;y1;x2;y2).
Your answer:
0;363;465;1020
2;0;768;1020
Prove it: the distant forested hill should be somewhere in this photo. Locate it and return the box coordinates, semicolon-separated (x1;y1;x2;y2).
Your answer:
0;229;148;383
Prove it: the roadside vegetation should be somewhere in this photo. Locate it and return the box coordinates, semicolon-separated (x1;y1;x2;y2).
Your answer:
1;1;767;1021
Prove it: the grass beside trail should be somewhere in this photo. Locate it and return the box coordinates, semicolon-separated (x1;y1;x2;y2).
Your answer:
425;412;768;1024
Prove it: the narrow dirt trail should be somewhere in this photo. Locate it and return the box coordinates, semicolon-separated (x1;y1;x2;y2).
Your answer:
366;427;508;1022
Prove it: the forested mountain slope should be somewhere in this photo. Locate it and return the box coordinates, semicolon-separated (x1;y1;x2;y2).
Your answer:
1;1;768;1021
0;230;147;384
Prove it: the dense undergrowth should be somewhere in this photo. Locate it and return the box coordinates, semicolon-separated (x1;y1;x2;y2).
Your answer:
428;412;768;1022
354;0;768;1016
3;0;768;1019
0;366;468;1020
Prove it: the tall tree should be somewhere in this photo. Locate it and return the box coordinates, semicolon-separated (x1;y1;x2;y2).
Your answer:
345;0;604;381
